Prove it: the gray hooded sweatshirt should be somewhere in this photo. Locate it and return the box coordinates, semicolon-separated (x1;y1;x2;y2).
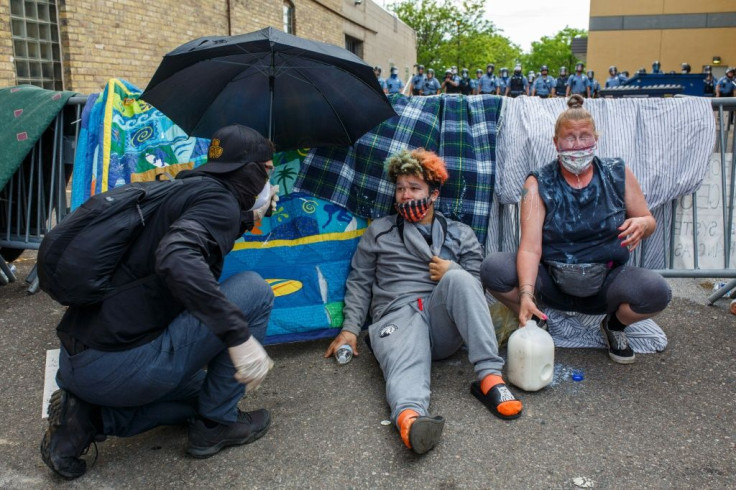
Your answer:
341;212;483;336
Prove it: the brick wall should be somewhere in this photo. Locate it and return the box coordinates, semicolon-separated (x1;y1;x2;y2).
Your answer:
0;2;15;87
0;0;414;94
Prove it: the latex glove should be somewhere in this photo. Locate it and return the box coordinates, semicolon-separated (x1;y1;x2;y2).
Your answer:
228;337;274;391
253;185;280;221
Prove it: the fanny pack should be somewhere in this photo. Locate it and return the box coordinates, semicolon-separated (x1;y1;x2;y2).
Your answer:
546;261;610;297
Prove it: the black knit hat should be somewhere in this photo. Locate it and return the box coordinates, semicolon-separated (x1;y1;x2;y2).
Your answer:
201;125;273;174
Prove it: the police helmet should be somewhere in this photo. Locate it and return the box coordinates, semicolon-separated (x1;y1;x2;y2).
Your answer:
451;66;458;74
418;64;425;71
445;68;453;75
727;67;735;75
703;65;712;74
540;65;548;72
559;66;567;75
427;68;435;75
638;67;647;74
609;65;617;74
586;70;594;78
461;68;469;75
390;66;398;75
652;60;660;70
476;68;483;74
575;62;584;72
513;65;522;74
500;67;509;75
527;70;535;77
374;65;382;74
486;63;495;70
681;63;691;74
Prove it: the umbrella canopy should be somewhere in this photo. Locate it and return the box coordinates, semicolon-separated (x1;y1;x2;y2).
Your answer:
141;27;397;151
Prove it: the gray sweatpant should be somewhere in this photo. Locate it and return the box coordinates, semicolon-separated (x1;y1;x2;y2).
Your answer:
368;268;504;424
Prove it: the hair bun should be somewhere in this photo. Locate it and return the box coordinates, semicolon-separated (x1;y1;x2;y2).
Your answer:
567;94;585;109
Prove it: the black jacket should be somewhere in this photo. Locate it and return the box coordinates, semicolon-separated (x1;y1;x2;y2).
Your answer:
57;172;255;353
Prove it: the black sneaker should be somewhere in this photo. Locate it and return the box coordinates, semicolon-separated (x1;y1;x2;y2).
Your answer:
187;409;271;459
40;389;100;480
600;316;635;364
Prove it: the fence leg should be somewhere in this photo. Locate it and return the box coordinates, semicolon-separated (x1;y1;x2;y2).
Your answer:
707;277;736;305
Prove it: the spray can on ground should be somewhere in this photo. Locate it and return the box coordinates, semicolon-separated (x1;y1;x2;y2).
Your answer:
506;319;555;391
335;344;353;365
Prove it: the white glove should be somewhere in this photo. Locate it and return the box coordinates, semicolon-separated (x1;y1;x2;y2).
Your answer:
252;185;280;221
228;337;274;391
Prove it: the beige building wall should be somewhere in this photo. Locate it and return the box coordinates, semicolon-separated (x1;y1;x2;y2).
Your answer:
588;0;735;79
1;0;415;95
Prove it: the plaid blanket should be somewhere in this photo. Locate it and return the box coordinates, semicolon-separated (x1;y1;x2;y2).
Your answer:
294;94;502;245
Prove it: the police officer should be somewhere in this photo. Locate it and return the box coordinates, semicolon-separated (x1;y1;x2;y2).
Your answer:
555;66;569;97
409;65;426;96
458;68;474;96
681;63;691;74
478;63;499;95
651;60;662;74
587;70;600;98
703;66;715;97
715;67;735;97
374;66;387;94
566;62;590;98
531;65;555;98
505;65;527;98
472;68;483;95
605;65;626;88
386;66;405;95
527;70;535;93
498;67;510;95
422;68;442;96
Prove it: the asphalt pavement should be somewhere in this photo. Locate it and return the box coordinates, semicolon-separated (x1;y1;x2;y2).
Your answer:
0;252;734;489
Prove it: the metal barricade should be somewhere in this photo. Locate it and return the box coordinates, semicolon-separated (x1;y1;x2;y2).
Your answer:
496;97;736;304
0;96;87;289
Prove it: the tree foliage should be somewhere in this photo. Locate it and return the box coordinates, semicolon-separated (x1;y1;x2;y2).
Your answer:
391;0;521;73
520;27;588;78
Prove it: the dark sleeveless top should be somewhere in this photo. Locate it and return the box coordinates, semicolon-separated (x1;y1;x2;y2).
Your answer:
531;156;630;265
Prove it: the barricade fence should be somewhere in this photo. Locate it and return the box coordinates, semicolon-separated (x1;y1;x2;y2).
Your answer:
1;96;734;300
0;96;86;286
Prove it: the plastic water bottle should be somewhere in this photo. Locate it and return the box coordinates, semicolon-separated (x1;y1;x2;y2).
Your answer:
506;320;555;391
335;344;353;365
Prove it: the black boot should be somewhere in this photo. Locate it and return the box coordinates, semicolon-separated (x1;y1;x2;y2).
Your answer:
187;409;271;459
40;389;101;479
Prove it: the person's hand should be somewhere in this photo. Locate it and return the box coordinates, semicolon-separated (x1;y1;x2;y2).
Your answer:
618;217;649;251
324;330;358;358
518;289;546;327
228;337;274;391
428;256;452;282
253;185;279;221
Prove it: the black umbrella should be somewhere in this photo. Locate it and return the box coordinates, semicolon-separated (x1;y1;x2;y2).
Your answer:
141;27;396;151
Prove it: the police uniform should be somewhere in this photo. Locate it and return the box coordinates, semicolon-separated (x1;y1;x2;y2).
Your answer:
703;75;715;97
377;76;387;92
716;74;735;97
555;75;568;97
567;73;589;96
423;75;441;96
458;75;473;96
532;75;555;98
386;74;405;95
478;73;499;94
410;73;426;96
506;72;527;97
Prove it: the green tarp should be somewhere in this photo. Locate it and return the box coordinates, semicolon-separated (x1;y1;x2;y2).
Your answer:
0;85;77;190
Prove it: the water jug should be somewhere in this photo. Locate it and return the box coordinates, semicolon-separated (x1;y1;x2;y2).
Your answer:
506;320;555;391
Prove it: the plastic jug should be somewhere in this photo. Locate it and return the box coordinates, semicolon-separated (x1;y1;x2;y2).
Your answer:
506;320;555;391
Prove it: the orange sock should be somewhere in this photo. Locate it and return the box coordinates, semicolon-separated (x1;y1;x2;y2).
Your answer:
481;374;522;417
397;409;419;449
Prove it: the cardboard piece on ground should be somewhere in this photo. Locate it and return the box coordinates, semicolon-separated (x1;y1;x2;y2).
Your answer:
42;349;60;418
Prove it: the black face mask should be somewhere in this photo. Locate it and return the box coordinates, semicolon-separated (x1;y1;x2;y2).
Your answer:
209;162;269;211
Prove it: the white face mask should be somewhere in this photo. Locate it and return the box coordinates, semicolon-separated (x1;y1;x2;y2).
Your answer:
248;181;271;212
557;144;596;175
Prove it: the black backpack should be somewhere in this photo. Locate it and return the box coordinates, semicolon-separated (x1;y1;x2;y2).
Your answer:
38;177;201;306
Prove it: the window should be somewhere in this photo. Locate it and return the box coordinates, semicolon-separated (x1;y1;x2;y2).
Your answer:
283;1;295;35
10;0;63;90
345;35;363;59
